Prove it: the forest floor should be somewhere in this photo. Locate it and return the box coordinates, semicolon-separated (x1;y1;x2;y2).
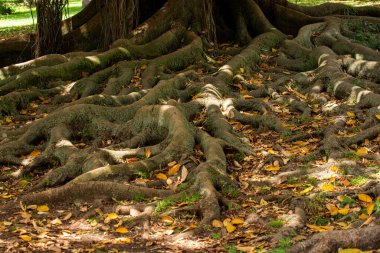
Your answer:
0;43;379;253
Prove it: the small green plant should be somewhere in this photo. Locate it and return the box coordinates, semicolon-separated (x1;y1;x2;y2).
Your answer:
226;245;241;253
179;192;202;204
223;186;239;198
155;198;174;213
269;219;284;228
315;216;329;226
307;177;318;186
340;196;355;207
374;200;380;212
211;233;222;240
233;153;245;162
134;170;149;179
287;177;300;185
259;187;272;194
133;193;144;202
306;155;316;162
343;151;359;159
268;248;286;253
278;237;293;247
350;176;368;186
298;164;308;171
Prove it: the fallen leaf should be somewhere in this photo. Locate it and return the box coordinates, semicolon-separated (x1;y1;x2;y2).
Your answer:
375;114;380;120
356;147;368;156
321;183;335;192
161;215;174;224
331;166;339;172
145;148;151;158
338;249;366;253
359;213;368;219
115;227;128;233
243;95;253;99
51;218;62;225
225;223;236;233
265;165;280;171
29;150;41;157
63;212;72;221
212;219;223;228
231;218;244;225
346;119;356;125
367;203;375;215
19;235;32;241
358;194;372;203
347;112;355;118
306;224;334;232
37;205;49;212
299;186;314;195
260;199;268;206
326;203;338;215
156;173;167;180
338;208;349;215
106;213;119;220
168;164;180;176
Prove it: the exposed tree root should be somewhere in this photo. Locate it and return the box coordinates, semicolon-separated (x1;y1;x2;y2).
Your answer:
1;0;380;252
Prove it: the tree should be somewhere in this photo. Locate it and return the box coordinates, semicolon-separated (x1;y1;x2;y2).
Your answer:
0;0;380;252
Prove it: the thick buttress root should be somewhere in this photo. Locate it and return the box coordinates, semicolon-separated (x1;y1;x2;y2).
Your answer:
1;0;380;251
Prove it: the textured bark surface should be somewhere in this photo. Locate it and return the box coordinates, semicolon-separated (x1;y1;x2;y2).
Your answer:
0;0;380;252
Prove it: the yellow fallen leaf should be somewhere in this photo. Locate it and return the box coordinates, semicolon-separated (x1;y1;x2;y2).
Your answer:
243;95;253;99
115;237;132;243
240;68;245;73
338;208;349;215
19;235;32;241
145;148;151;158
5;117;13;123
29;150;41;157
335;222;350;229
260;198;268;206
356;147;368;156
168;164;180;176
341;179;350;187
18;180;29;186
226;223;236;233
306;224;334;232
358;214;368;219
265;165;280;171
115;227;128;233
367;203;375;215
106;213;118;220
37;205;49;212
331;166;339;172
212;219;223;228
299;186;314;195
338;249;366;253
321;183;335;192
347;112;355;118
231;218;244;225
161;215;174;224
156;173;167;180
358;194;372;203
326;203;339;215
375;114;380;120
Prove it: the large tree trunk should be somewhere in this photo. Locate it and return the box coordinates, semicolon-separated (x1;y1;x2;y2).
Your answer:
1;0;380;252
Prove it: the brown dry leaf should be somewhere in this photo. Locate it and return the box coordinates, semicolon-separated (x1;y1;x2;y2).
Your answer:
341;180;350;187
168;164;180;176
156;173;167;180
260;199;268;206
115;227;128;234
21;212;32;219
37;205;49;212
321;183;335;192
212;219;224;228
51;218;62;225
358;194;372;203
326;203;338;215
179;166;189;183
19;235;32;241
161;215;174;224
63;212;72;221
